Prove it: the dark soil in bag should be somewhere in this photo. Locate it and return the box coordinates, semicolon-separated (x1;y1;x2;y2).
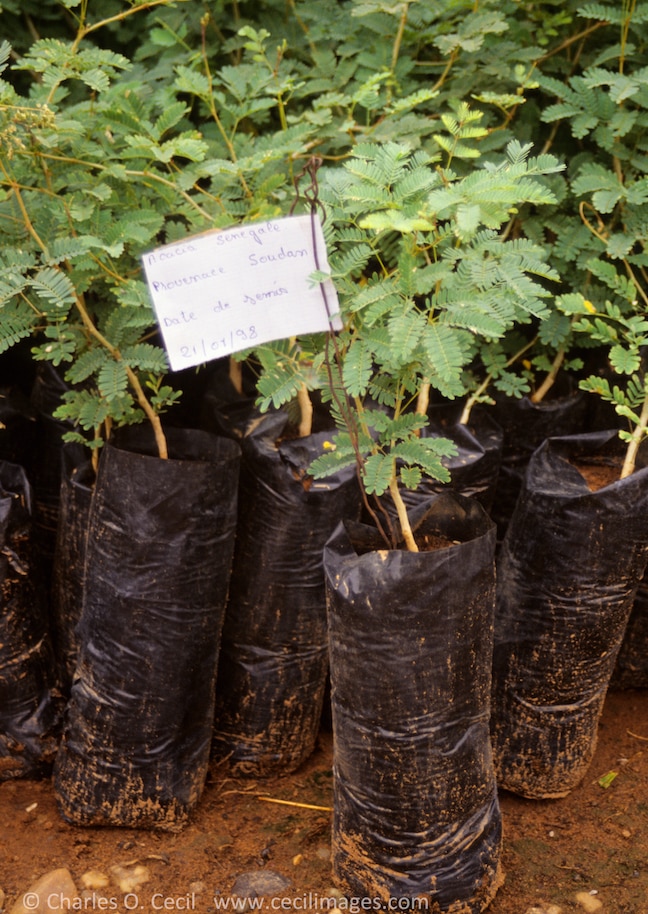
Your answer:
491;430;648;799
53;427;240;829
323;492;503;912
0;461;63;780
211;411;361;777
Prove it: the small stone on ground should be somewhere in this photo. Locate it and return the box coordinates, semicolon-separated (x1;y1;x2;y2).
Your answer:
8;868;76;914
575;892;603;912
231;870;292;898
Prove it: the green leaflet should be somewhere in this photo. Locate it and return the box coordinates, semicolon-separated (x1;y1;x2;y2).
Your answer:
98;360;130;401
362;453;394;496
30;267;76;314
0;302;36;352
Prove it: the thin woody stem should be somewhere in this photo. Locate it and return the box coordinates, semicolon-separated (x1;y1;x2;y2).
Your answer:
391;2;410;73
620;384;648;479
415;380;430;419
297;382;314;438
17;151;220;221
75;294;168;459
49;0;183;105
460;336;537;424
389;476;418;552
530;342;566;404
3;169;49;255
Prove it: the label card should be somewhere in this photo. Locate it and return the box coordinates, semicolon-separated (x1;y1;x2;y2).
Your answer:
142;214;341;372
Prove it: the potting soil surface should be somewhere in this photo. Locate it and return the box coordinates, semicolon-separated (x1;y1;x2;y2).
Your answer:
0;688;646;914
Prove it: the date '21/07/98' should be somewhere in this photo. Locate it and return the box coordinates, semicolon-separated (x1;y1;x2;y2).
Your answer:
179;326;258;361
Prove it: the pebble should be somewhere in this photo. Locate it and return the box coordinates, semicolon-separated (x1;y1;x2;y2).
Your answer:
575;892;603;912
109;864;150;893
525;906;562;914
8;868;76;914
231;871;292;898
0;888;5;910
80;871;110;890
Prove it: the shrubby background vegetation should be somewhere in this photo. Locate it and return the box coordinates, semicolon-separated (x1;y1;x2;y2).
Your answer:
0;0;645;476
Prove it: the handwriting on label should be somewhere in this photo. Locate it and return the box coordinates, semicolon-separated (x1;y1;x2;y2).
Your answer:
179;327;258;360
248;247;308;266
150;266;226;293
142;215;341;372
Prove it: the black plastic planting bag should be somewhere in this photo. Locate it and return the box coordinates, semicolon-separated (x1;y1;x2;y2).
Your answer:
0;387;37;468
53;427;240;829
491;431;648;799
487;387;589;542
612;575;648;688
199;356;265;441
0;462;62;779
50;449;94;694
211;411;361;776
28;363;76;570
411;405;503;511
324;492;503;912
372;407;503;537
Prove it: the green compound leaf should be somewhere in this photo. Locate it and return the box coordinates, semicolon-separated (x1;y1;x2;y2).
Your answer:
30;267;76;315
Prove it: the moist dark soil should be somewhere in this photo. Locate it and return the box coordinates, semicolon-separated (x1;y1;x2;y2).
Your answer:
571;459;623;491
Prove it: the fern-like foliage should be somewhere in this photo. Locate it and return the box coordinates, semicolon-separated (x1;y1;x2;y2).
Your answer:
556;290;648;471
30;267;76;316
0;302;37;353
253;338;323;411
4;0;645;485
300;137;564;538
0;18;198;452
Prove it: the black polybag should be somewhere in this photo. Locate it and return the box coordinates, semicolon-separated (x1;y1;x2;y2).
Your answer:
0;461;63;779
28;363;77;570
211;411;361;776
612;575;648;688
199;356;265;441
491;431;648;798
0;387;37;467
487;387;589;542
53;426;240;828
323;492;503;912
50;449;94;694
407;404;503;511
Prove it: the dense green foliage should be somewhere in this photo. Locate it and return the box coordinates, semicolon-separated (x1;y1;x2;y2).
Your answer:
306;139;563;547
0;0;646;502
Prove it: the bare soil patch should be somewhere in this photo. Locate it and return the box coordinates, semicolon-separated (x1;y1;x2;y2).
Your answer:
0;689;646;914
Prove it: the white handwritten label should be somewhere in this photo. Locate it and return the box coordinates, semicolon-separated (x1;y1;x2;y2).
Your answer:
142;214;341;371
